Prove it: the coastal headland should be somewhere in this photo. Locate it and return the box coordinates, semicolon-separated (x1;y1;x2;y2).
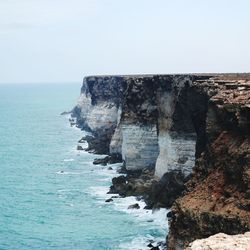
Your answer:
71;73;250;249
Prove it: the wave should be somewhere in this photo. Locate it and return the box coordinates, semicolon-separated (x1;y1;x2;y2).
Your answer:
119;235;166;250
56;170;84;175
63;158;74;162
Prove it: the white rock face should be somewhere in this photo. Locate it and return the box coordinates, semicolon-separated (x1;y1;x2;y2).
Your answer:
76;92;92;121
121;124;159;171
186;232;250;250
110;107;123;155
86;102;118;131
77;93;119;131
76;75;199;176
155;132;196;178
155;77;196;178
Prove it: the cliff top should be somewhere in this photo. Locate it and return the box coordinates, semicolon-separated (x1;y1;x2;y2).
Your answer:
83;73;250;80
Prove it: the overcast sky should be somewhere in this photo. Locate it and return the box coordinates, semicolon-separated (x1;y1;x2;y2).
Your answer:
0;0;250;83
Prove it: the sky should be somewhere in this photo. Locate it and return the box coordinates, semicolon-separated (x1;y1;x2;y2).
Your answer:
0;0;250;84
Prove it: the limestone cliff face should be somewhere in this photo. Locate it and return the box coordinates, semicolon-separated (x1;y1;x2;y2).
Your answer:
73;74;211;176
72;76;125;154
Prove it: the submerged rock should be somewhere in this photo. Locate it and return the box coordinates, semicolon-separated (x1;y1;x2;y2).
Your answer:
78;137;85;143
108;168;155;198
93;154;122;166
128;203;140;209
60;110;72;115
77;145;84;150
108;176;127;195
105;198;113;203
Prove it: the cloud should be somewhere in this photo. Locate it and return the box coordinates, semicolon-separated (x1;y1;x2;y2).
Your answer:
0;0;99;30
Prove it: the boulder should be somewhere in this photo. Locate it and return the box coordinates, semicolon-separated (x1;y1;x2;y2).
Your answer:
77;145;84;150
105;198;113;203
78;137;86;143
128;203;140;209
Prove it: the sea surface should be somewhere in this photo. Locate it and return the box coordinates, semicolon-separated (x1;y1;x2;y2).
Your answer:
0;83;168;250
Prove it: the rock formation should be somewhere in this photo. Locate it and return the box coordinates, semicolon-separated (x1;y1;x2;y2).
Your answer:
168;75;250;249
186;232;250;250
72;73;250;249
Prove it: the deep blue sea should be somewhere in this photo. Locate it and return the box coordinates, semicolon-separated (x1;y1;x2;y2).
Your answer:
0;83;168;250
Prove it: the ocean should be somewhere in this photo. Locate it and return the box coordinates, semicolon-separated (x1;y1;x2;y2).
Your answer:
0;83;168;250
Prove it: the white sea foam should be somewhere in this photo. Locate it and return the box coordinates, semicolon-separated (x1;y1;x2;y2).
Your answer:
112;196;168;230
88;185;110;199
119;235;166;250
63;158;74;162
94;163;125;179
56;171;84;175
88;185;169;241
87;164;169;250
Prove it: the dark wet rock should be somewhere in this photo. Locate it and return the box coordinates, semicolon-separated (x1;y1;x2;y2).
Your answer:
93;157;109;166
93;154;122;166
83;135;109;155
136;196;144;201
128;203;140;209
145;170;187;209
78;137;85;143
108;167;113;170
150;246;159;250
110;196;119;199
77;145;84;150
117;164;127;174
108;168;155;198
108;176;127;195
105;198;113;203
167;211;173;218
60;110;72;115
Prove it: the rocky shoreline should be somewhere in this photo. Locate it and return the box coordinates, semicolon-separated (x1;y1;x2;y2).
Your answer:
70;74;250;249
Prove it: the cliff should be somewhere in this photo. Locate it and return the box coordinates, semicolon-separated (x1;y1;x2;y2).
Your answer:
168;75;250;249
72;73;250;249
73;74;213;175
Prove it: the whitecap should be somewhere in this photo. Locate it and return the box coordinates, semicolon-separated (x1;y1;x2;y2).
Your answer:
86;164;169;249
88;185;168;230
88;186;110;199
56;171;83;175
63;158;74;162
119;235;166;250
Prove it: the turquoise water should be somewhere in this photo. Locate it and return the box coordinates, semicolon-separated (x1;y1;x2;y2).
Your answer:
0;83;167;250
